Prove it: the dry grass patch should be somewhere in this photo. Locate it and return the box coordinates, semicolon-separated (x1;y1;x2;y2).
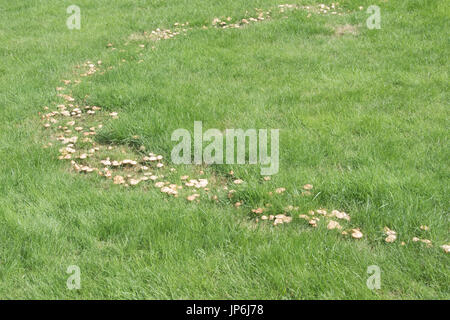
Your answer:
334;24;359;36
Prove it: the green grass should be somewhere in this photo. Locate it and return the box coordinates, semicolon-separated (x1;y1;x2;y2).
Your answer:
0;0;449;299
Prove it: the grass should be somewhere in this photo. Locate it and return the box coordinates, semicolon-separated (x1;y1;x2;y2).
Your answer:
0;0;448;299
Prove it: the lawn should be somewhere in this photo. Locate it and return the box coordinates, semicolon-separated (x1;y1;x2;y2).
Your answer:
0;0;448;299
